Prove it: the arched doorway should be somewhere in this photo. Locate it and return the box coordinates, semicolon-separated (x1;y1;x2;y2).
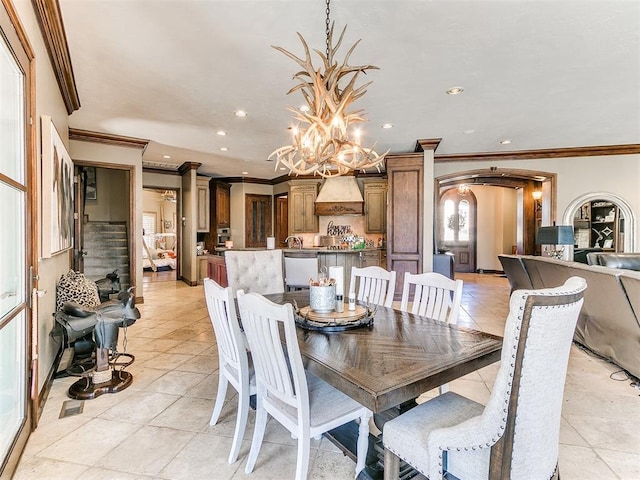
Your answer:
435;168;557;270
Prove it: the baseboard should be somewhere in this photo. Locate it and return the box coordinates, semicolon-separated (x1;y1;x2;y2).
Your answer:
36;343;65;422
179;275;197;286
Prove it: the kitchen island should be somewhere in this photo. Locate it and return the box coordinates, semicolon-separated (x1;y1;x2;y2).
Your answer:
210;247;384;293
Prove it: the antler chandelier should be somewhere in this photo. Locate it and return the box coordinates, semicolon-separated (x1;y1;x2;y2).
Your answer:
269;0;387;177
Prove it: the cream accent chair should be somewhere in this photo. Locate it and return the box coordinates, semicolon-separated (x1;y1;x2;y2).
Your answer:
237;291;372;480
349;265;396;308
224;249;285;296
400;272;463;395
204;278;256;464
383;276;587;480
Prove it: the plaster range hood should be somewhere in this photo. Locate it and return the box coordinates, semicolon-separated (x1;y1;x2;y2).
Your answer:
315;176;364;216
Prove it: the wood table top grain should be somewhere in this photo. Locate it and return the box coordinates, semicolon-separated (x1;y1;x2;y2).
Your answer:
265;291;503;413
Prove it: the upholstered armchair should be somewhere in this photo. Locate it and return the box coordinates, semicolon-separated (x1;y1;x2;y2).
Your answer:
383;276;587;480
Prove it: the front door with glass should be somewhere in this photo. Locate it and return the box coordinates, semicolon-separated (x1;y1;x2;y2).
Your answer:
439;187;477;273
0;4;33;476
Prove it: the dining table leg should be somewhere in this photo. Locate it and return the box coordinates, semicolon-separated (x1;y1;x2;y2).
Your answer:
383;448;400;480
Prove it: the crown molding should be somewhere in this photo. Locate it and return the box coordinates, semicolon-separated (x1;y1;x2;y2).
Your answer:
31;0;80;114
69;128;148;150
434;144;640;163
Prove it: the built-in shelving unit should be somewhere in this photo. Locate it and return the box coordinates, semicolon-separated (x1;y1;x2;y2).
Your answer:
574;200;622;251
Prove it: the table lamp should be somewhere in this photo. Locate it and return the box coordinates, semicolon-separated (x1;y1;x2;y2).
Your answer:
536;223;574;259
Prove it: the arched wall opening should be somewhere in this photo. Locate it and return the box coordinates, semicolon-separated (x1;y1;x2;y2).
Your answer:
563;192;636;253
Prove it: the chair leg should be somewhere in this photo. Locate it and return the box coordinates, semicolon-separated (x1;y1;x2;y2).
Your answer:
295;435;311;480
355;411;372;477
383;447;400;480
210;374;229;425
245;399;267;474
228;383;250;464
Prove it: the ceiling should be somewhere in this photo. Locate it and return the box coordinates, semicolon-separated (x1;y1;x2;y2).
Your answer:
58;0;640;180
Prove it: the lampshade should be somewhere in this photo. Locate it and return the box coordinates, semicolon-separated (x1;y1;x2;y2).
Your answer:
536;225;574;245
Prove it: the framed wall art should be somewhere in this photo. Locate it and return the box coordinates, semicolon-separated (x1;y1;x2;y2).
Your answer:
41;115;74;258
84;166;97;200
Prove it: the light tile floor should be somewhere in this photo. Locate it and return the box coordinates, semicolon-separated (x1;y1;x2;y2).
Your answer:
14;273;640;479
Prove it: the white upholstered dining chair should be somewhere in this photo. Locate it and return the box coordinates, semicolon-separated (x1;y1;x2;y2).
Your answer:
400;271;464;394
383;276;587;480
224;249;285;296
237;290;373;480
349;265;396;308
204;278;256;464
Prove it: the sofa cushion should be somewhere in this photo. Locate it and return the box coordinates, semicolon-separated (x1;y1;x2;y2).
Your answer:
593;253;640;271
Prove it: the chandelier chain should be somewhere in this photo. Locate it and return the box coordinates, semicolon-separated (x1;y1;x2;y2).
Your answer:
325;0;331;59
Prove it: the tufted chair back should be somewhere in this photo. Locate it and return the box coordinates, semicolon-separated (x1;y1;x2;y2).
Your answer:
383;276;587;480
224;249;285;297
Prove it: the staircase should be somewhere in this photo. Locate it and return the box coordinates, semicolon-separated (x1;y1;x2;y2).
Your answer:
82;221;130;290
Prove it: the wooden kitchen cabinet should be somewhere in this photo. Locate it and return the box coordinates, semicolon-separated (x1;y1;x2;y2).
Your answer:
214;181;231;228
196;176;210;233
207;255;228;287
197;256;209;285
289;181;320;233
363;180;387;233
359;249;381;267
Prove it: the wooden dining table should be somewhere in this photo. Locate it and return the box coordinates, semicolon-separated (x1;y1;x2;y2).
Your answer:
265;290;503;413
264;290;503;479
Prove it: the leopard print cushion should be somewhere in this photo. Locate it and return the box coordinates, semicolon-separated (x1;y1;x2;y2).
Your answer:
56;270;101;311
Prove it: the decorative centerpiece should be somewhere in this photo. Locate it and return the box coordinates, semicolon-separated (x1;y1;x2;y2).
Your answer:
309;284;336;313
308;266;336;313
294;266;377;331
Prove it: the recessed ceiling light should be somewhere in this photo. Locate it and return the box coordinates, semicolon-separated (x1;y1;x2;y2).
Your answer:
499;139;512;145
162;155;171;159
299;105;310;112
242;171;248;175
446;86;464;95
381;123;393;129
463;129;475;134
216;130;227;136
234;110;247;117
280;167;287;171
220;147;229;151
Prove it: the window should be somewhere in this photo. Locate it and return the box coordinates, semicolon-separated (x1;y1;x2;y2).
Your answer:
442;198;469;242
143;212;156;236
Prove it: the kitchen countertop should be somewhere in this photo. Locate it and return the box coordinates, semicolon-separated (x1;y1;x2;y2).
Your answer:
213;246;384;254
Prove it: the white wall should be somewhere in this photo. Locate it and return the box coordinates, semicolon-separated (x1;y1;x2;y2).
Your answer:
84;168;129;222
472;186;517;271
143;171;181;190
14;0;77;390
